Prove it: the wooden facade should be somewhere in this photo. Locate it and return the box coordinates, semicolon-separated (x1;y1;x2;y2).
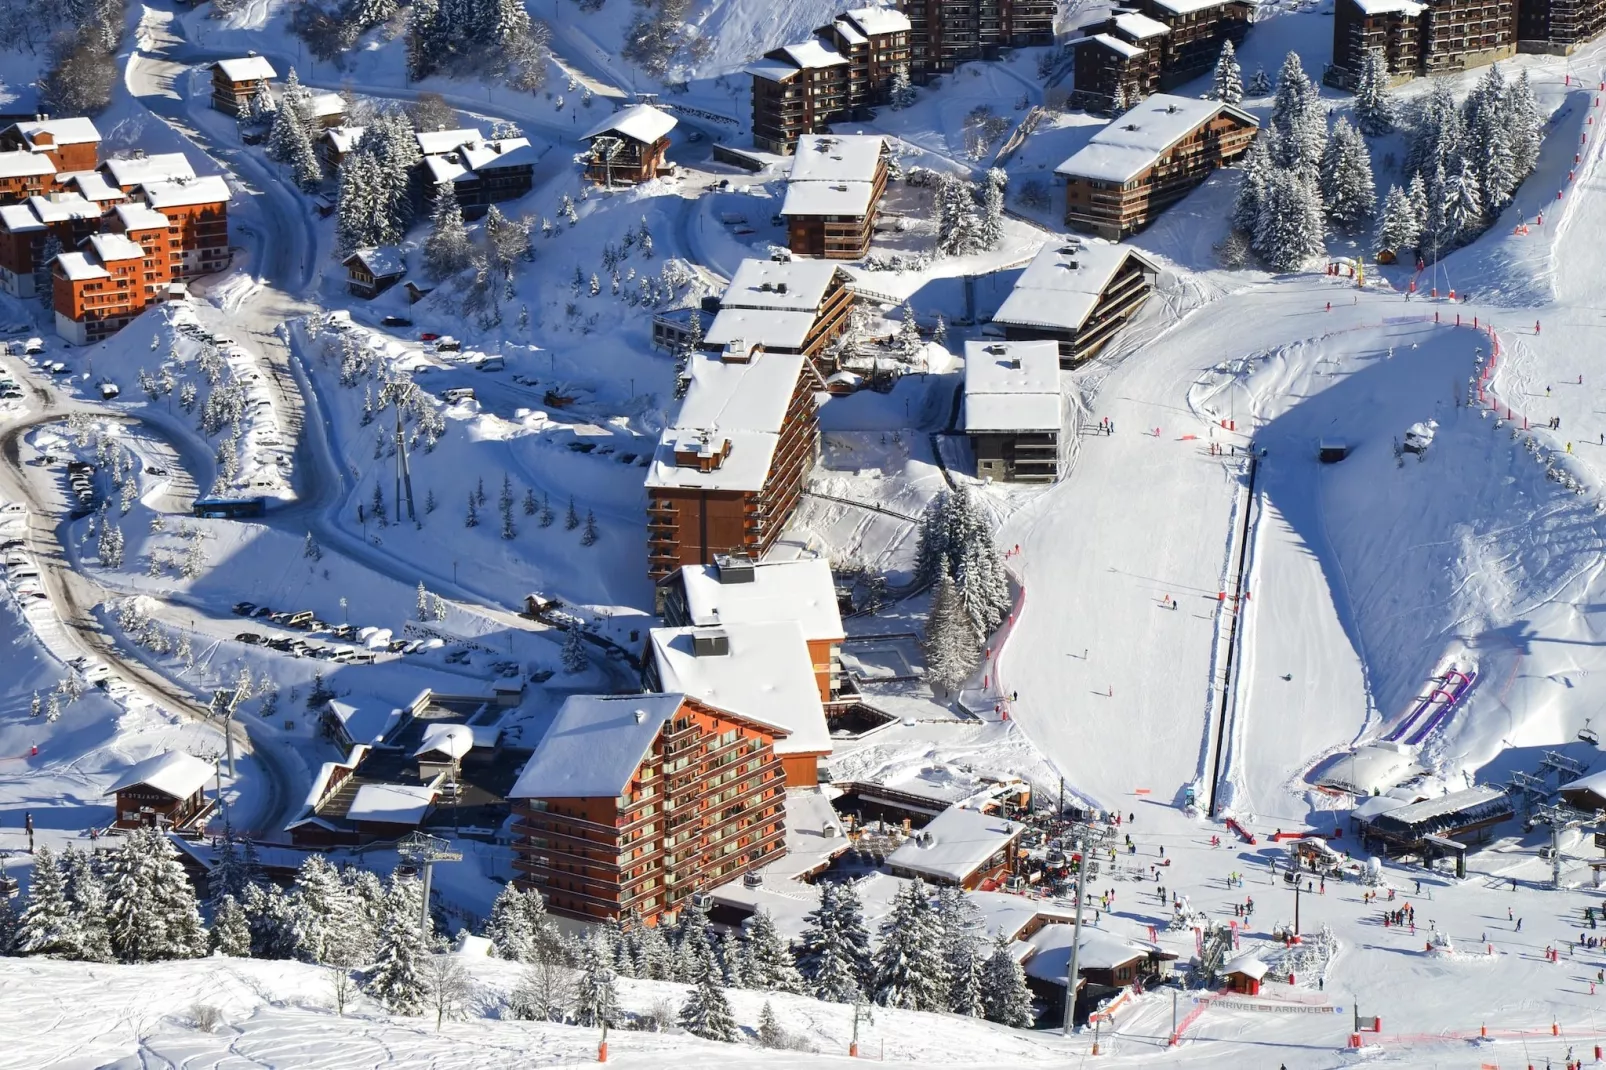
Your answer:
0;121;101;174
112;781;208;830
1331;0;1425;81
1134;0;1252;87
1330;0;1518;84
210;56;276;116
1059;104;1258;239
902;0;1056;80
750;11;912;154
646;363;819;579
783;143;889;259
343;249;405;299
1519;0;1606;48
511;696;788;924
585;132;671;185
0;153;57;206
1070;36;1160;112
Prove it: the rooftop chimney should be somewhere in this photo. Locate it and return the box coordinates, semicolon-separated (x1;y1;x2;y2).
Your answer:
692;629;730;657
634;708;647;723
715;553;756;584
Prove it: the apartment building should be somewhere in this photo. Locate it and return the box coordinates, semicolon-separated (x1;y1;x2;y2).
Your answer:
644;339;821;580
417;127;538;216
53;233;164;345
748;8;912;154
1519;0;1606;49
1056;94;1258;238
509;692;789;923
1131;0;1252;85
901;0;1056;80
1329;0;1518;84
779;134;888;259
963;339;1063;483
1;117;102;173
991;239;1159;363
0;151;57;206
100;151;197;195
140;175;230;277
703;258;857;364
1070;0;1249;111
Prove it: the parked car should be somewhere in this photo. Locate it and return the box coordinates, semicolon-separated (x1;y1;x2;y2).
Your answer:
232;601;257;616
251;606;273;618
236;632;263;645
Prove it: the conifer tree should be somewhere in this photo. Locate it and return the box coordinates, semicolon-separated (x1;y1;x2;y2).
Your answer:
743;909;804;993
243;881;300;959
1318;117;1376;227
979;168;1007;249
925;563;978;695
1353;48;1395;136
797;881;873;1002
17;845;76;956
212;893;252;957
367;875;429;1013
679;963;738;1041
873;878;945;1010
1252;171;1325;271
581;510;598;546
1439;163;1483;251
890;64;916;109
1232;135;1272;236
936;887;983;1016
424;184;473;279
573;935;620;1027
1421;161;1449;261
561;625;588;674
1211;40;1243;104
1377;183;1421;256
980;934;1035;1026
59;845;112;962
336;150;384;251
1269;52;1325;173
897;301;922;360
465;490;479;528
758;1000;785;1047
103;829;207;963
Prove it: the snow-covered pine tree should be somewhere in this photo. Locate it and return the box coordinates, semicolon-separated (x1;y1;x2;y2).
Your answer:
897;301;922;360
1211;40;1243;104
890;64;916;109
499;473;516;540
1268;52;1325;173
979;934;1034;1026
637;918;673;979
1232;134;1272;237
743;909;804;993
1439;162;1484;251
1405;171;1429;243
0;897;18;956
561;626;587;673
1462;64;1518;216
369;111;422;243
1406;81;1464;182
954;538;1010;647
423;183;472;279
796;881;873;1002
873;878;945;1011
17;845;77;956
1420;161;1449;261
289;854;358;965
581;510;598;545
979;168;1006;249
925;561;979;695
573;934;620;1027
60;845;112;962
268;69;315;163
673;896;717;983
932;314;948;347
336;149;384;252
758;1001;785;1048
211;893;252;957
243;881;300;959
1251;170;1325;272
679;963;738;1041
485;883;556;962
1248;66;1271;96
367;875;429;1014
1318;117;1376;227
1353;48;1395;136
103;828;207;963
1506;70;1542;177
465;489;479;528
935;887;983;1016
1376;183;1421;257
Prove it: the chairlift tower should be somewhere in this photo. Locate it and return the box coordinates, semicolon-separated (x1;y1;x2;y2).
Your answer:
210;687;245;778
396;831;461;942
1527;804;1604;889
1061;821;1104;1037
393;401;417;524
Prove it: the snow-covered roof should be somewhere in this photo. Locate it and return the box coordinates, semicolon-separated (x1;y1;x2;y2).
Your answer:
10;116;101;149
1351;792;1412;821
1149;0;1237;12
462;137;538;173
424;154;471;185
789;134;885;183
1111;11;1172;38
509;693;687;799
1366;784;1513;830
326;699;403;746
649;622;831;758
67;170;125;203
723;258;843;311
141;174;230;209
321;125;367;154
782;180;876;218
1561;770;1606;799
678;558;844;641
105;750;214;800
114;202;169;232
832;18;868;44
347;782;436;825
214;55;276;82
1223;953;1269;980
1316;741;1422;795
54;251;108;280
964;339;1062;434
675;350;806;435
344;246;406;278
886;805;1024;882
1352;0;1426;13
782;38;849;69
583;103;677;145
646;426;779;492
704;308;819;352
309;91;345;119
29;192;101;222
88;233;144;262
1081;33;1147;59
842;6;912;34
416;127;484;155
0;204;43;232
992;240;1158;333
1022;925;1157;984
415;723;475;760
971;891;1078;942
1056;95;1258;184
747;57;804;83
102;152;195;189
0;150;54;179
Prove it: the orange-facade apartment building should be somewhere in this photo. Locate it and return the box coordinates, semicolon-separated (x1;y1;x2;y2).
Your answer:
509;692;789;923
0;117;102;175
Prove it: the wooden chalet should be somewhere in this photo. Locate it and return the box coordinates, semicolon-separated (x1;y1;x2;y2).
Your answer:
646;621;834;787
418;128;537;217
318;125;367;172
0;150;57;206
105;750;215;830
582;104;677;186
1056;94;1258;239
703;258;856;363
509;692;789;923
0;117;102;174
657;555;845;700
779;133;888;260
1223;953;1269;994
963;339;1062;483
991;239;1159;365
1560;771;1606;811
343;246;405;299
886;805;1025;889
1023;926;1177;1025
210;55;276;116
644;336;821;580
